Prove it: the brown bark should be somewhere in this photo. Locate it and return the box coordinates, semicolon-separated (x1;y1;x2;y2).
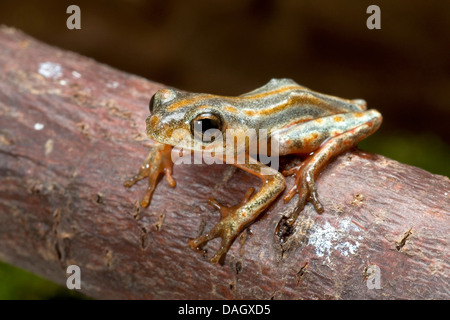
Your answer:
0;26;448;300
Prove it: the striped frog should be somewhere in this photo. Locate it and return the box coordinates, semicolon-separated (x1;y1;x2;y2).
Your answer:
124;78;382;263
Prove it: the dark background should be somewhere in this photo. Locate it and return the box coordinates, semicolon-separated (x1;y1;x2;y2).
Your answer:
0;0;448;299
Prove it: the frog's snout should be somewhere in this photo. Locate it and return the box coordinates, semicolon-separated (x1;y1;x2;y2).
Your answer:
351;99;367;111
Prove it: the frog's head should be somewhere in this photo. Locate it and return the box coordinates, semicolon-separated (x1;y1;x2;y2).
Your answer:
146;88;236;155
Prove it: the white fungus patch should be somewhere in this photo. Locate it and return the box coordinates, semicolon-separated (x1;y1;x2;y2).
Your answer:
307;218;361;262
106;81;119;88
38;62;63;79
34;123;44;130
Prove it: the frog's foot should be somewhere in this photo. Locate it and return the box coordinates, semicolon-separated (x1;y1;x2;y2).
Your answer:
123;143;175;207
188;188;254;264
282;160;324;224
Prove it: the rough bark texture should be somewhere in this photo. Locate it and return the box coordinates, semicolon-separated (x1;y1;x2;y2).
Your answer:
0;27;449;300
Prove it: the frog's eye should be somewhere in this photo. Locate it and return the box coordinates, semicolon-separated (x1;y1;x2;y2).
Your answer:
149;94;156;114
190;113;223;142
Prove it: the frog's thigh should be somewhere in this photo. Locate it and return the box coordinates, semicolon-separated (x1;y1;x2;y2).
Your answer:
282;111;381;219
289;110;382;181
277;110;382;155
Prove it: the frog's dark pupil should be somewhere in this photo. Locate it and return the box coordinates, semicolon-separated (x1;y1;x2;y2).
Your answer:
198;118;219;133
191;113;223;142
149;94;156;113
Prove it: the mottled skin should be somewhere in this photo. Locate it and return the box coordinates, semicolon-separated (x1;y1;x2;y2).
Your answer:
124;78;382;263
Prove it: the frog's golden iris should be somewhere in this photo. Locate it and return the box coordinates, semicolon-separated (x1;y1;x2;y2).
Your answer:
190;112;223;143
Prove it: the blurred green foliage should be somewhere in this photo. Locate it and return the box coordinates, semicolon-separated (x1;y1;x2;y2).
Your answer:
0;261;87;300
359;130;450;177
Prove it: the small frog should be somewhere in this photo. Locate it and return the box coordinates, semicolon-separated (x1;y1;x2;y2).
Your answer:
124;78;382;263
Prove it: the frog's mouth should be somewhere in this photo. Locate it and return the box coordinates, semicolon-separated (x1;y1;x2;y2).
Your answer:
145;114;192;148
145;115;158;138
145;115;169;144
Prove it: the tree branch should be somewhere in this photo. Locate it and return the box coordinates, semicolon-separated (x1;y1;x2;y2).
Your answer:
0;26;448;299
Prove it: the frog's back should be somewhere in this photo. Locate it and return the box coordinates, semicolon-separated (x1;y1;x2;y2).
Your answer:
237;78;367;131
239;78;305;98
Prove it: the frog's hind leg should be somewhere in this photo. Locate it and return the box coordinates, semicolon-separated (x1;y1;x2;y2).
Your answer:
189;161;285;264
282;112;382;224
189;188;255;264
123;142;175;207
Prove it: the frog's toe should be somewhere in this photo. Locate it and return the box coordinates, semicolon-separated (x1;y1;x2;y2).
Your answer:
139;169;163;207
123;165;151;188
189;228;234;264
282;163;306;206
286;189;307;224
124;154;156;188
188;207;229;250
139;185;154;207
308;186;323;213
123;176;138;188
283;184;298;203
304;170;324;213
210;238;233;264
188;230;216;252
163;166;176;188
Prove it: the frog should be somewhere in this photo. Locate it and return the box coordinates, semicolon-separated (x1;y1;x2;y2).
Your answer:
124;78;382;263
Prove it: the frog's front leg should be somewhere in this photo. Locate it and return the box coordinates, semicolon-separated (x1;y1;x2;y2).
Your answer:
124;142;175;207
282;110;382;223
188;160;285;264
